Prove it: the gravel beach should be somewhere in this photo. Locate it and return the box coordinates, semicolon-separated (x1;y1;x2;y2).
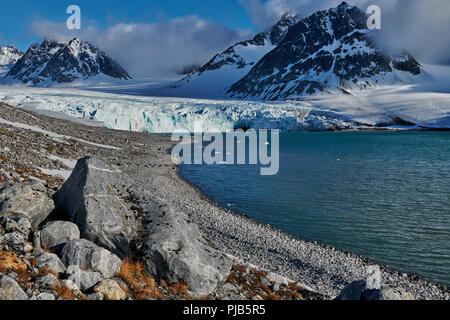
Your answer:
1;103;448;300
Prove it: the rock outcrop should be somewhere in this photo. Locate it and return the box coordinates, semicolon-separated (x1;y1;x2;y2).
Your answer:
142;204;232;296
52;157;232;295
52;157;138;257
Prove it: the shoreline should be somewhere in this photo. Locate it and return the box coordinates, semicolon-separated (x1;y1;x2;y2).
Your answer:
1;103;449;300
130;135;449;299
177;167;450;291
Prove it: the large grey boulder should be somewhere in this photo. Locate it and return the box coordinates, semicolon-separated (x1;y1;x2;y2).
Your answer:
40;221;80;249
0;182;54;229
52;158;138;257
142;204;231;296
0;274;28;300
34;252;66;274
65;265;103;292
59;239;122;278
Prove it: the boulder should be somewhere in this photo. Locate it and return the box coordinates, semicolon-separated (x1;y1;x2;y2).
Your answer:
65;265;103;292
0;232;26;253
142;204;231;296
335;280;367;300
40;221;80;249
0;182;54;228
0;217;31;238
335;265;393;300
59;239;122;278
52;158;138;257
0;274;28;300
61;279;83;297
35;274;59;289
380;288;415;300
34;252;66;274
93;280;126;300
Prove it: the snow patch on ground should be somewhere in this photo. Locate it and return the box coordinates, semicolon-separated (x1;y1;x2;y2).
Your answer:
0;116;121;149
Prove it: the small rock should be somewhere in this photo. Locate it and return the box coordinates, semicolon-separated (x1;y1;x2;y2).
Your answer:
65;265;103;292
366;265;381;290
335;280;366;300
35;274;59;289
40;221;80;249
267;272;289;285
87;292;103;300
381;288;415;300
0;217;31;238
0;232;25;252
222;283;237;291
0;274;28;300
93;280;126;301
61;279;82;297
59;239;122;278
260;277;271;287
35;252;66;274
37;292;55;300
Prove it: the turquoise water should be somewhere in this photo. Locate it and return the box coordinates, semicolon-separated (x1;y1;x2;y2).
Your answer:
180;132;450;287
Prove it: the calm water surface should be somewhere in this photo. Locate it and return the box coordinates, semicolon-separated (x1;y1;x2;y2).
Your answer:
180;132;450;287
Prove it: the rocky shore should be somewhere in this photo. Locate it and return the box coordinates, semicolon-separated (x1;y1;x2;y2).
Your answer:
0;102;448;300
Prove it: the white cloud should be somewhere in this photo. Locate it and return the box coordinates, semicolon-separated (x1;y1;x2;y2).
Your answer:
30;16;252;78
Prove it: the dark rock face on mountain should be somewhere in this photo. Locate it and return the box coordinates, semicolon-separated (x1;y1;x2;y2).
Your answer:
196;13;300;75
169;13;300;97
228;2;421;100
0;46;24;66
6;38;131;85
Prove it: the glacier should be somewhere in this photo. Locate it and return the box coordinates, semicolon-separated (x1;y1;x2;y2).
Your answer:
0;73;449;133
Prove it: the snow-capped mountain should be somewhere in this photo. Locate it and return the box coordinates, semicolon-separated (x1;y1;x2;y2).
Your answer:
227;2;422;100
168;13;300;98
0;45;24;66
6;38;131;85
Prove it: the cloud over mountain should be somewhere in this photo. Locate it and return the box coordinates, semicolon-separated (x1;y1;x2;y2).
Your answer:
30;16;252;78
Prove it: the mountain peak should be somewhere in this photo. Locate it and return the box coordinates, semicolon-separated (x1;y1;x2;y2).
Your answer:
6;38;131;85
227;3;421;100
0;45;24;66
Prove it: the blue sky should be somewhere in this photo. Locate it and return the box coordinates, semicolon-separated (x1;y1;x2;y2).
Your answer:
1;0;448;77
0;0;255;51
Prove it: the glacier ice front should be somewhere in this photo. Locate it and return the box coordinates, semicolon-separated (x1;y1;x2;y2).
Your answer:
0;85;449;133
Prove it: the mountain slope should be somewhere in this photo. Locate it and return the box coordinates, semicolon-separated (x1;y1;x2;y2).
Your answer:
168;13;300;98
227;2;421;100
6;38;131;85
0;45;24;66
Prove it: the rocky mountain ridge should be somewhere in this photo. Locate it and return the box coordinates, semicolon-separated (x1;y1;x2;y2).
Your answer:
169;13;300;97
227;2;421;100
6;38;131;85
0;45;24;67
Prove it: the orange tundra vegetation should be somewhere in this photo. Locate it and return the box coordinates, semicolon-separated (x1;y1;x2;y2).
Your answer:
118;258;163;300
0;250;29;284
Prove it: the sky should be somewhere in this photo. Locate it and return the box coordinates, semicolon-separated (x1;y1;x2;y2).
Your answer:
0;0;449;78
